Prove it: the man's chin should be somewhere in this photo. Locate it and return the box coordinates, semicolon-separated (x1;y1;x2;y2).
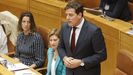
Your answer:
68;23;73;26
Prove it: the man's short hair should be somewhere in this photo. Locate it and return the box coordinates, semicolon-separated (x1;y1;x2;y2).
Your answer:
65;1;84;16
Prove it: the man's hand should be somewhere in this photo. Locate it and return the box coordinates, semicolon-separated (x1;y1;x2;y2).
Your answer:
63;56;74;67
30;64;36;68
68;59;81;68
63;56;82;69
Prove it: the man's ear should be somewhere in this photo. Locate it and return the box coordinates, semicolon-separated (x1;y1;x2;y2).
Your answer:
78;12;82;18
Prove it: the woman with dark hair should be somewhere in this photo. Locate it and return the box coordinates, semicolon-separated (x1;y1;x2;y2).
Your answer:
99;0;132;21
14;11;45;68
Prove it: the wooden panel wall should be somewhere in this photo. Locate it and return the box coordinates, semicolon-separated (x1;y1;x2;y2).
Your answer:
63;0;100;8
29;0;66;29
0;0;29;17
30;0;60;29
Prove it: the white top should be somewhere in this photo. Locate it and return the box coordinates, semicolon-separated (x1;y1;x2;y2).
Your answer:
51;58;56;75
0;25;8;54
70;18;85;45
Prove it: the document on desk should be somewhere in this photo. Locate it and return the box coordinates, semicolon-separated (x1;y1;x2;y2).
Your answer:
15;69;36;75
7;63;29;71
126;30;133;35
84;7;102;15
0;57;5;61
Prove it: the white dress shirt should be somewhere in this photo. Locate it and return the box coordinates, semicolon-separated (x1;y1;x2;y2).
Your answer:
69;18;85;46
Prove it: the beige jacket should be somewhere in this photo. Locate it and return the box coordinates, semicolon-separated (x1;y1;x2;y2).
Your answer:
0;11;18;46
0;25;8;53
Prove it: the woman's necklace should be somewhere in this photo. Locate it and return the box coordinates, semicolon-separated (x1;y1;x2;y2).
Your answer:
53;50;58;60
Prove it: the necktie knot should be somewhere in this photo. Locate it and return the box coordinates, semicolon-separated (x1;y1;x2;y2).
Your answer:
72;27;77;31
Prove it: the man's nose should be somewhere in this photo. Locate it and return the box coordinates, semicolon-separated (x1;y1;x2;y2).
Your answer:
66;15;70;20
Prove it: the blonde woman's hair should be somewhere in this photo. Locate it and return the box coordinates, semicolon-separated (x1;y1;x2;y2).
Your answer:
49;28;60;39
48;28;60;47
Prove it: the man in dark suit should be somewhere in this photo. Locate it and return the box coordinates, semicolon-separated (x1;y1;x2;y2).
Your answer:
99;0;131;21
58;1;107;75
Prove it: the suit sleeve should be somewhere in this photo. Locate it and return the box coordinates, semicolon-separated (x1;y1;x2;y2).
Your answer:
82;28;107;69
105;0;126;18
58;25;67;61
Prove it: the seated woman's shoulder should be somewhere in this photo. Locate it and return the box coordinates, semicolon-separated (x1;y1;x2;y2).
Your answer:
33;32;42;38
17;32;24;38
30;32;43;42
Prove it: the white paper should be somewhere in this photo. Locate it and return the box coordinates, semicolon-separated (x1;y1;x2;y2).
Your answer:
7;63;29;71
126;30;133;35
84;7;102;15
0;57;7;66
15;69;36;75
0;57;5;61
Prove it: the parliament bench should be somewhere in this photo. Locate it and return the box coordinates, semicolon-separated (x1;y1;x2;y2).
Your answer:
115;49;133;75
36;25;50;71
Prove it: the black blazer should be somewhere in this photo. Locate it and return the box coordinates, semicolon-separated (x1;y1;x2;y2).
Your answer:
58;20;107;75
100;0;132;21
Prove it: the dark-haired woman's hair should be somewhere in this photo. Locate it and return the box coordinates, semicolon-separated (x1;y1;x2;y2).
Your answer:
18;11;36;32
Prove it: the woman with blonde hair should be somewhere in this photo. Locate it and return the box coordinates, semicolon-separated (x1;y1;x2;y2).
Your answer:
46;28;66;75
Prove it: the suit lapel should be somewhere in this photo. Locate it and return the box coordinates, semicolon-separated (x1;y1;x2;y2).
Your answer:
65;25;73;55
66;26;71;49
74;21;88;54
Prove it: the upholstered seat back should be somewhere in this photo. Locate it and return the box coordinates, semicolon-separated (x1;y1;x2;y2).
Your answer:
115;50;133;75
37;25;50;66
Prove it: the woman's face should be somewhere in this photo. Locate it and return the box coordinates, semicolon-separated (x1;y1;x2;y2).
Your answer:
49;35;59;50
22;16;31;33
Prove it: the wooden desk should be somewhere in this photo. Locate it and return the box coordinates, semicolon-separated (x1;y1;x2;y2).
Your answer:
84;12;133;75
0;54;42;75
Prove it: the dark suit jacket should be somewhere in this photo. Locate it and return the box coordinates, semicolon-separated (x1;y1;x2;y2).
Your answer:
100;0;132;21
58;20;107;75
